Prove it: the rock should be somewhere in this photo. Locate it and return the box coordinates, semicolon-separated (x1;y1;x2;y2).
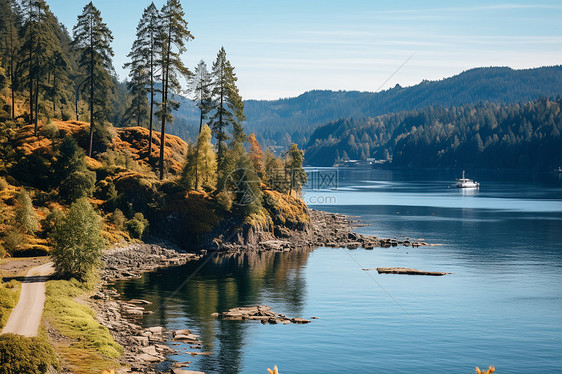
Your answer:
138;353;162;362
174;334;200;343
123;307;144;316
291;318;311;324
129;299;152;305
147;326;164;335
171;369;206;374
141;345;159;356
173;329;192;337
134;336;149;347
214;305;315;325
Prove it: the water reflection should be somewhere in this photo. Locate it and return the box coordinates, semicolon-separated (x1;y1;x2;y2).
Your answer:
113;248;314;373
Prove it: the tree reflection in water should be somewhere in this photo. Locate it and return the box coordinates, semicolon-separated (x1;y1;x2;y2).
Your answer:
113;248;314;374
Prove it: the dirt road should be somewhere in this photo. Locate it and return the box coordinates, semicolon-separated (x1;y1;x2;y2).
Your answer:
1;262;54;337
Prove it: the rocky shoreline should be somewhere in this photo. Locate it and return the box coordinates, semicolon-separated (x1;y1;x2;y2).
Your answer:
90;209;431;373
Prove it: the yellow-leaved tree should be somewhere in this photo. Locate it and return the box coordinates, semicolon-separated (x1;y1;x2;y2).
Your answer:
196;124;217;191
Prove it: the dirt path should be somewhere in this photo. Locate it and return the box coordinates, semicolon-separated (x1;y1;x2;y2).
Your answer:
1;262;54;337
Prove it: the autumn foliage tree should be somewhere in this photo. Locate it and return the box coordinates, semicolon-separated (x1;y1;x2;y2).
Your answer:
248;133;264;179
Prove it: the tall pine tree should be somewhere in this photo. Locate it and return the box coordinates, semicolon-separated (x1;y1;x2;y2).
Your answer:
190;59;212;135
18;0;58;133
124;2;160;153
0;0;20;119
123;62;148;128
209;47;246;167
156;0;193;180
72;2;114;157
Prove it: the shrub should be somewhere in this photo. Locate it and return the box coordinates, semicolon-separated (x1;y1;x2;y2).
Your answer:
43;208;65;236
59;170;96;203
0;177;8;191
126;212;149;239
2;231;24;253
0;280;20;328
95;178;117;201
50;198;105;280
0;334;58;374
41;120;59;139
110;209;126;230
14;189;38;234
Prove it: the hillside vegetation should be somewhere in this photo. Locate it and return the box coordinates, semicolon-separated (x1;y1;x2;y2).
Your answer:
0;118;309;258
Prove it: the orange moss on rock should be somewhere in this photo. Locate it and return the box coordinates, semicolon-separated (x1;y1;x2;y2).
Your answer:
263;189;310;230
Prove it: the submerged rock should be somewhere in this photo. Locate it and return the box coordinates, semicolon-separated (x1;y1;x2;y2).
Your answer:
214;305;313;325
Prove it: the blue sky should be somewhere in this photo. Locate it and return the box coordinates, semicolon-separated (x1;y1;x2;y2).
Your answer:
48;0;562;100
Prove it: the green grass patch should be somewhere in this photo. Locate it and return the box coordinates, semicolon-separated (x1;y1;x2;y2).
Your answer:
0;280;21;329
44;278;123;374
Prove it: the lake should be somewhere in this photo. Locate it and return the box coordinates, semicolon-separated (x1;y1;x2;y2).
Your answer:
113;169;562;373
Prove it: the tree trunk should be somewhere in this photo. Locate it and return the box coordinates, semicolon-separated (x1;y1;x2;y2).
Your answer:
8;11;15;119
148;43;154;159
159;30;171;181
29;44;34;129
88;29;95;157
34;78;39;133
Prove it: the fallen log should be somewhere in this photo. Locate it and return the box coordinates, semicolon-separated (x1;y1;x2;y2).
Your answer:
365;267;450;276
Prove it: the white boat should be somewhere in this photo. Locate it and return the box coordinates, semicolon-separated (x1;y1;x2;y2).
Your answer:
456;170;479;188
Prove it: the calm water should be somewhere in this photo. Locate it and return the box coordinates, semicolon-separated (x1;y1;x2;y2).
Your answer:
114;169;562;373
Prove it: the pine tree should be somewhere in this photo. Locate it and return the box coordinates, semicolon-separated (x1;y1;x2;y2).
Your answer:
124;2;160;147
230;143;262;217
156;0;193;180
72;2;114;157
195;124;217;190
209;47;246;165
122;64;148;127
264;149;289;193
286;143;307;195
18;0;58;133
0;0;20;119
47;50;72;118
189;60;212;135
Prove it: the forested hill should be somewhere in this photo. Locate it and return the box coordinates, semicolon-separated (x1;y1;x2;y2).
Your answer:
304;97;562;170
231;66;562;148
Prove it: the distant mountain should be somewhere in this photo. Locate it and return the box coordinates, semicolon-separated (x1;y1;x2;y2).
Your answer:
167;66;562;149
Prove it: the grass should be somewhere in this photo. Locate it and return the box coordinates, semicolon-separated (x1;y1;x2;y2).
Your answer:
0;279;21;329
43;277;123;374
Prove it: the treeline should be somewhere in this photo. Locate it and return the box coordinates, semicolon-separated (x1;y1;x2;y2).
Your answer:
0;0;261;181
305;97;562;170
0;0;127;128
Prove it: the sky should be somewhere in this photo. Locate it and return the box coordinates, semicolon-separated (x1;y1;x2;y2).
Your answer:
48;0;562;100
